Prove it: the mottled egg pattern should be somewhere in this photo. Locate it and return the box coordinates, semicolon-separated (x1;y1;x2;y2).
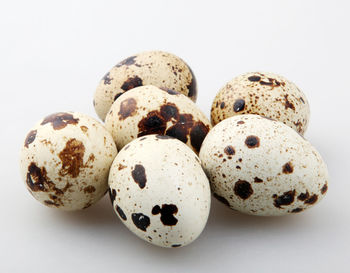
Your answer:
94;51;197;121
108;134;211;248
20;112;117;211
105;85;211;153
211;72;310;135
199;115;329;216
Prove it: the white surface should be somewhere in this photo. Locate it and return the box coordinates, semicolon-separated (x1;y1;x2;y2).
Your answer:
1;0;349;272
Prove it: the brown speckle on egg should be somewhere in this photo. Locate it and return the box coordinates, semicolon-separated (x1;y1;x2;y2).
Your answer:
245;135;260;148
118;98;138;120
234;180;253;200
41;112;79;130
131;164;147;189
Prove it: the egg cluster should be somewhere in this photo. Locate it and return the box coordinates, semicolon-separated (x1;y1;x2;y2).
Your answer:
20;50;329;248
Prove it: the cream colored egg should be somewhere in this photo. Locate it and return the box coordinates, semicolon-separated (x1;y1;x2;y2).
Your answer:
20;112;117;211
199;114;329;216
108;134;211;248
211;72;310;135
105;85;211;154
94;51;197;121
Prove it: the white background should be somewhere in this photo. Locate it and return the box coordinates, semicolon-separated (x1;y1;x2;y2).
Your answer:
1;0;349;272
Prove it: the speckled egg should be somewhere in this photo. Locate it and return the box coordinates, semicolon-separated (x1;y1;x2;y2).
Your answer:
20;112;117;211
199;115;329;216
109;134;211;248
211;72;310;135
105;85;211;154
94;51;197;121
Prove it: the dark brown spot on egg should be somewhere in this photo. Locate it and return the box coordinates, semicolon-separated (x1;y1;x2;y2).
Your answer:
58;138;85;178
131;164;147;189
237;120;245;125
116;205;127;220
284;95;295;111
171;244;182;248
304;194;318;205
187;65;197;101
131;213;150;231
113;92;124;101
152;204;178;226
26;163;50;192
224;145;235;156
44;200;60;207
321;183;328;194
233;99;245;112
109;188;116;203
298;191;309;201
213;193;230;207
80;126;88;133
291;207;303;213
282;162;294;174
234;180;253;200
102;72;113;85
299;96;305;104
220;102;225;109
248;75;261;82
138;111;167;137
254;177;263;183
41;112;79;130
190;122;210;153
118;98;137;120
273;190;295;208
165;123;188;143
115;56;137;67
26;162;68;207
245;135;260;148
160;103;179;121
83;185;96;193
24;130;37;148
121;76;143;91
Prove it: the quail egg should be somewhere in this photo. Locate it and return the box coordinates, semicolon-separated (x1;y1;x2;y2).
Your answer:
94;50;197;121
20;112;117;210
211;72;310;135
105;85;211;153
109;134;211;247
199;114;329;216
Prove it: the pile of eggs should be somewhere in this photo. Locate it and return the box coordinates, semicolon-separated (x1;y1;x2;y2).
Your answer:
20;51;329;248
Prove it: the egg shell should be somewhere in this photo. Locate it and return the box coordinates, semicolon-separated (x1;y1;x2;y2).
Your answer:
108;134;211;248
94;51;197;121
211;72;310;135
199;114;329;216
105;85;211;154
20;112;117;211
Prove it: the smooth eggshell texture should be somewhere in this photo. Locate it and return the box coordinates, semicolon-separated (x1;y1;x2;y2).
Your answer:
108;134;211;248
199;114;329;216
20;112;117;211
211;72;310;135
94;51;197;121
105;85;211;154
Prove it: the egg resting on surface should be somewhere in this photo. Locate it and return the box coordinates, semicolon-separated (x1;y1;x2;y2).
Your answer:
211;72;310;135
105;85;211;154
199;114;329;216
94;50;197;121
20;112;117;211
108;134;211;248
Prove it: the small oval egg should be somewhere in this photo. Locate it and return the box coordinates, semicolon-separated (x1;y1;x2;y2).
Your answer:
20;112;117;211
211;72;310;135
108;134;211;248
94;51;197;121
105;85;211;154
199;114;329;216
